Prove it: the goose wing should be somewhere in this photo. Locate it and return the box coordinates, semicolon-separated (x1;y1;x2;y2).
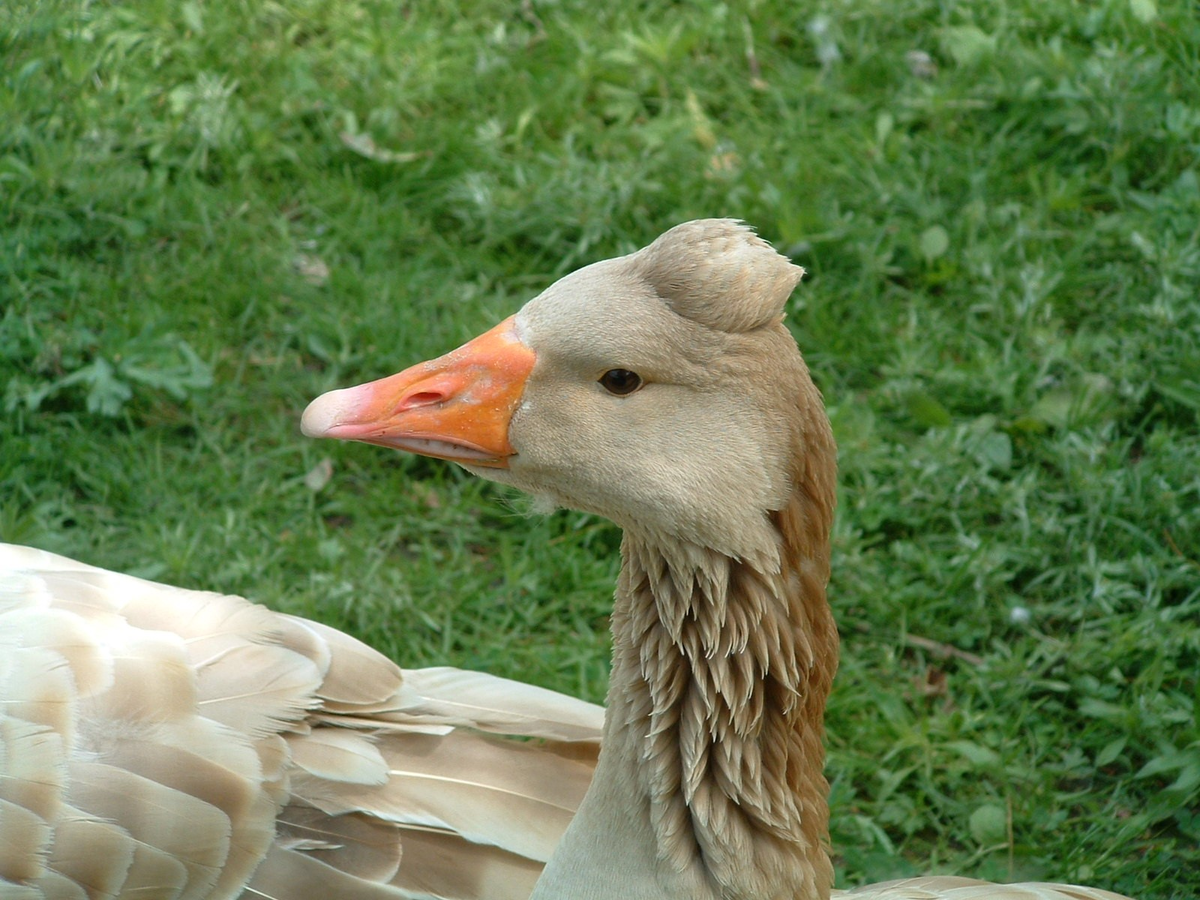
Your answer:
0;542;602;900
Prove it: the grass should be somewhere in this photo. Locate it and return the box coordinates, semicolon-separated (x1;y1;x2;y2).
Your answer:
2;0;1198;896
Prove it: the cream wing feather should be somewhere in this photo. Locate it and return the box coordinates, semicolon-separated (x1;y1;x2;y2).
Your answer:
0;542;602;900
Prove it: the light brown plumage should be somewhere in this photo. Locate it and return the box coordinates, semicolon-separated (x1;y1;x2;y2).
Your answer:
3;220;1135;900
0;543;601;899
305;219;1137;900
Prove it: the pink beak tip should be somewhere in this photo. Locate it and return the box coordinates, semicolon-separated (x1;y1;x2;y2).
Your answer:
301;389;351;439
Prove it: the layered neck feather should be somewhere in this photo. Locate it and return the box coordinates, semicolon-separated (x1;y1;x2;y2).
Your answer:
532;457;839;900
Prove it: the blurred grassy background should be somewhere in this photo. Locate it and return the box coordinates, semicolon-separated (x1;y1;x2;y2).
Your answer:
2;0;1197;895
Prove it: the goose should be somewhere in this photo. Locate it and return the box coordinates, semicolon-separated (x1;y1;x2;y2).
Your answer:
0;220;1133;900
301;219;1134;900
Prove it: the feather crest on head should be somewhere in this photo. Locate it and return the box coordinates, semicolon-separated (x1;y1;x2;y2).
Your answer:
628;219;804;333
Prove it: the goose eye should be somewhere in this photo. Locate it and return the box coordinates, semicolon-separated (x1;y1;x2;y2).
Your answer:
598;369;643;396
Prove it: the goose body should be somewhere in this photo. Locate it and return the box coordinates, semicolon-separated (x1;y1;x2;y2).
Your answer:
2;220;1135;900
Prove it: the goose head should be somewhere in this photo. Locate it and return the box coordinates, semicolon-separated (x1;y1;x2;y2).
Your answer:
302;219;829;562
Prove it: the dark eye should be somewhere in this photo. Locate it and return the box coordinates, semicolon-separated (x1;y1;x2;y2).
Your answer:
598;369;643;396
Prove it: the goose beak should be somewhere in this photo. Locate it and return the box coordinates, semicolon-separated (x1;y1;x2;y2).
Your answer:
301;316;535;469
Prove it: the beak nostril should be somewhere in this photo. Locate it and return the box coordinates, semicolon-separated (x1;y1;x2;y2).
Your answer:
398;389;449;411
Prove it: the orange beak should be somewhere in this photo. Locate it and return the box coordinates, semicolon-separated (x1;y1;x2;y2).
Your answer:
301;316;535;468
